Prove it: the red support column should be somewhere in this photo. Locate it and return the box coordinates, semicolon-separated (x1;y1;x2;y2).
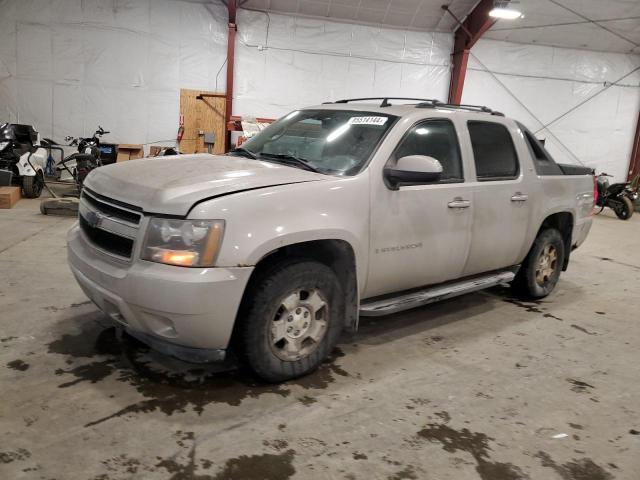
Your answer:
224;0;237;152
447;0;496;104
628;110;640;181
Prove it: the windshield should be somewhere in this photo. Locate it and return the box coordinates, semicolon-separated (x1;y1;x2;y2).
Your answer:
232;109;397;175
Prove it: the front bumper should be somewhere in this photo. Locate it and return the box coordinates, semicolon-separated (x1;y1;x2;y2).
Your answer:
67;224;253;362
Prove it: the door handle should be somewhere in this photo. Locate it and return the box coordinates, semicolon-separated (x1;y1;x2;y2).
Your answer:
448;197;471;209
511;192;528;202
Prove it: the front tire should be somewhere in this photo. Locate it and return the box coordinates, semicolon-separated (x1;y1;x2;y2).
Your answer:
512;228;565;300
237;260;344;383
614;196;634;220
22;172;44;198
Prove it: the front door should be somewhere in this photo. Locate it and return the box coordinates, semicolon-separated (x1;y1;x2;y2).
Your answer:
365;118;474;298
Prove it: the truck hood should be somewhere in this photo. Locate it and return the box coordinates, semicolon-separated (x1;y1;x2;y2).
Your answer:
84;153;327;216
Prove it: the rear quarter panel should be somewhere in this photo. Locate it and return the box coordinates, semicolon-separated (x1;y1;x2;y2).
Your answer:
526;174;594;255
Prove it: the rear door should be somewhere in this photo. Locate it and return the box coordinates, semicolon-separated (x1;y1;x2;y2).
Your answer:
365;118;474;298
462;120;533;276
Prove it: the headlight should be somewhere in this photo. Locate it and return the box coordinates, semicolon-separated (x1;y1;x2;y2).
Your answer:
0;141;9;151
142;218;225;267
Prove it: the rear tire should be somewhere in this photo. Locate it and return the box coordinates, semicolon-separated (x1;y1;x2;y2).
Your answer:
512;228;565;300
614;196;633;220
237;259;344;383
22;172;44;198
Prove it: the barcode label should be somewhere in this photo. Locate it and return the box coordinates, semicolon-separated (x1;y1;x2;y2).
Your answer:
349;116;388;126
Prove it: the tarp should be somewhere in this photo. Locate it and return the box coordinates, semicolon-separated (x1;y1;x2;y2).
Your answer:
0;1;638;180
465;39;640;181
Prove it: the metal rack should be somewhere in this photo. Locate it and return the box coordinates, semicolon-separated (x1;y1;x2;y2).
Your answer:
327;97;442;107
416;102;505;116
325;97;504;116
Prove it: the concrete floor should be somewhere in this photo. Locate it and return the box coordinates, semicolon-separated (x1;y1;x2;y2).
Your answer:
1;197;639;480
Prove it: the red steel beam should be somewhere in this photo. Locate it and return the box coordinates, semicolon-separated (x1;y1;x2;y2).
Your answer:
447;0;496;104
628;110;640;181
225;0;238;152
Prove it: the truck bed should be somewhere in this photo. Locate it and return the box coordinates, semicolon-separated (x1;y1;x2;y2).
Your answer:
558;163;594;175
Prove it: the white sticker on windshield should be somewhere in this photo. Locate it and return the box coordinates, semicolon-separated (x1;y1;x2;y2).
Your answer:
348;116;388;126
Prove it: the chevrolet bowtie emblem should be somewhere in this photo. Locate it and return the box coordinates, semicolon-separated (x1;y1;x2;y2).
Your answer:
85;210;102;228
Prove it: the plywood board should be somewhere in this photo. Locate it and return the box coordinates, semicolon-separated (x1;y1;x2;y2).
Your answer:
179;89;226;155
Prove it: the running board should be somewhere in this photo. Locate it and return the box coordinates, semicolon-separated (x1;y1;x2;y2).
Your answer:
359;270;516;317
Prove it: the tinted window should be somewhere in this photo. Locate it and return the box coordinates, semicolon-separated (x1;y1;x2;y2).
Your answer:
393;119;463;182
468;121;519;180
518;123;563;175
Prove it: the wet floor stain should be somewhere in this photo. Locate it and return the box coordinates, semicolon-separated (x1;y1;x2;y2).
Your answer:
535;451;613;480
504;298;544;314
598;256;640;271
388;465;418;480
70;301;92;308
0;449;31;464
155;442;213;479
46;324;351;428
423;335;444;346
208;450;296;480
100;454;152;477
416;423;527;480
95;430;295;480
567;378;595;393
298;395;317;406
503;299;563;321
7;359;29;371
570;324;598;335
434;411;451;423
262;439;289;451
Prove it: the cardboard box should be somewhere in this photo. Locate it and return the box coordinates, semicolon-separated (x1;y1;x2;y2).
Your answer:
116;144;144;162
0;186;21;209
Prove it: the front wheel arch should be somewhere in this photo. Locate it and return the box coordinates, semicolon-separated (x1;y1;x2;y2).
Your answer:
235;239;359;336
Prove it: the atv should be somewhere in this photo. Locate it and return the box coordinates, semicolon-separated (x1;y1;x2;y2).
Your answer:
0;123;48;198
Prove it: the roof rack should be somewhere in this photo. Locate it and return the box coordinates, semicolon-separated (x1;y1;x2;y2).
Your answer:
417;102;505;116
326;97;442;108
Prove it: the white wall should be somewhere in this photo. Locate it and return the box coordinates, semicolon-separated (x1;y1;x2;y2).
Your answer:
464;39;640;181
233;9;452;118
0;0;452;147
0;0;228;145
1;0;638;181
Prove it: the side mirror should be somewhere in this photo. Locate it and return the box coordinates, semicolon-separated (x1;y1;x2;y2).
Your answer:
384;155;443;190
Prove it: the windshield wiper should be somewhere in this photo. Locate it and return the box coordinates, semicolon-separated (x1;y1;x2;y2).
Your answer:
258;153;321;173
228;147;257;159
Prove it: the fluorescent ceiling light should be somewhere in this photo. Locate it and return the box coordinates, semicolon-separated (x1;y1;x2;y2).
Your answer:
489;7;522;19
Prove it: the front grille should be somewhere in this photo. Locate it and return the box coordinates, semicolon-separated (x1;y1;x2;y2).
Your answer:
78;189;141;260
79;215;134;258
82;188;142;225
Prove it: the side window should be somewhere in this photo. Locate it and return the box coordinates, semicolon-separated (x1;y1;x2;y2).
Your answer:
467;121;519;181
393;119;463;182
519;124;563;175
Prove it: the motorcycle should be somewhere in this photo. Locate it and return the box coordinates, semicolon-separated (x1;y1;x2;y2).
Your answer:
595;172;638;220
0;123;49;198
55;126;109;191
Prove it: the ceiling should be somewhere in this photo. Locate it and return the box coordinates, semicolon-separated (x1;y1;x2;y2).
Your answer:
238;0;640;54
239;0;478;31
484;0;640;54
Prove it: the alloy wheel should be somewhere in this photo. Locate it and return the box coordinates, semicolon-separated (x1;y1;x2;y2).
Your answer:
535;244;557;286
269;288;328;361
